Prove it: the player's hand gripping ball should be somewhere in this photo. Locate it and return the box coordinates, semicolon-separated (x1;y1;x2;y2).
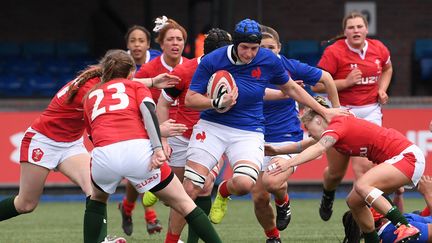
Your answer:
207;70;236;113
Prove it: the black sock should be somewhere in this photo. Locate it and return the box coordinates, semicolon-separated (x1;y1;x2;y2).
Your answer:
363;231;380;243
386;206;409;227
323;188;335;199
0;196;20;221
185;207;221;243
84;199;107;243
187;196;212;243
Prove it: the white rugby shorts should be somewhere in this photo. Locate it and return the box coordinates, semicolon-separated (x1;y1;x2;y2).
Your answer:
342;103;382;126
187;120;264;171
167;135;189;168
91;139;161;194
20;127;87;170
262;141;298;172
384;144;425;188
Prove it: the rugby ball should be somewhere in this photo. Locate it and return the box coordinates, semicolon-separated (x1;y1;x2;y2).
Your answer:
207;70;236;113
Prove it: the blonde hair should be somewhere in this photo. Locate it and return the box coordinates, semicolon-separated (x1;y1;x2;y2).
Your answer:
300;96;329;123
260;24;281;46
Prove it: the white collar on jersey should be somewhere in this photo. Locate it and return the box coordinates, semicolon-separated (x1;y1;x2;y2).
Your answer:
227;45;250;65
197;55;202;64
144;50;151;63
345;39;368;60
160;54;184;71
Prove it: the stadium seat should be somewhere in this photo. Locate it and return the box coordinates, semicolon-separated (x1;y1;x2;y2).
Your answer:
420;58;432;81
6;58;39;74
22;42;56;58
412;39;432;95
0;42;21;58
0;74;32;97
42;58;73;75
284;40;321;66
27;74;57;97
414;39;432;61
56;41;90;58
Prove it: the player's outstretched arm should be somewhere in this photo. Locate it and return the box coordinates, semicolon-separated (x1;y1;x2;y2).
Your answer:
264;137;316;156
267;136;335;175
133;73;180;89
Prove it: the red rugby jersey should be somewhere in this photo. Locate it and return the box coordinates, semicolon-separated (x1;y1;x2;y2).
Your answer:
135;55;188;119
31;77;101;142
165;57;201;139
83;78;153;147
322;116;412;164
318;39;390;106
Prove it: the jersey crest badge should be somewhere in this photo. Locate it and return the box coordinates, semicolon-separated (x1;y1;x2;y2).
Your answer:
32;148;44;162
251;67;262;79
196;131;206;142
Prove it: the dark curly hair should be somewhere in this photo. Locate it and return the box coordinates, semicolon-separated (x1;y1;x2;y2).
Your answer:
204;28;232;55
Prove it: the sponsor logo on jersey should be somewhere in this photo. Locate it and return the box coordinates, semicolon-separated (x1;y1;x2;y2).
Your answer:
196;131;206;142
32;148;44;162
350;63;358;69
251;67;262;79
356;76;379;85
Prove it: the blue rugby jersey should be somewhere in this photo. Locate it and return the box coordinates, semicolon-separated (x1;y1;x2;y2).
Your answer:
379;213;430;243
135;49;161;72
264;55;322;142
189;45;288;133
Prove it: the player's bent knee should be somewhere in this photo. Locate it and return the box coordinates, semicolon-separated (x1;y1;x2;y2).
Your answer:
184;165;206;189
233;164;259;183
364;188;383;207
15;200;38;214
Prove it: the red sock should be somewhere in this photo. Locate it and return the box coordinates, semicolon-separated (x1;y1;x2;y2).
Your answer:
420;206;430;216
122;197;135;216
265;227;280;239
219;180;231;198
145;208;158;223
275;194;289;207
165;232;180;243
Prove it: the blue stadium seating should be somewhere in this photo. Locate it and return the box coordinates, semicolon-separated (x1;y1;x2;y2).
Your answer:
282;40;321;66
0;74;32;97
420;58;432;81
412;39;432;95
0;42;21;58
27;74;57;97
56;41;90;58
414;39;432;61
22;42;56;58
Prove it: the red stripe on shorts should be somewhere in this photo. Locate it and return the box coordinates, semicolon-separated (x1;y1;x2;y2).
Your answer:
20;132;36;163
392;152;416;179
160;162;172;181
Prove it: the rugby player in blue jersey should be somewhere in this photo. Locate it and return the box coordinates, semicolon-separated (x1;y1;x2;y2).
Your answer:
162;18;349;243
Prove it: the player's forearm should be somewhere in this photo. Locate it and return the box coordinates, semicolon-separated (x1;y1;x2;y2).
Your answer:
185;90;212;110
277;137;316;154
156;96;172;123
133;78;153;88
320;71;340;108
139;100;163;151
263;88;289;101
288;142;326;167
378;65;392;92
282;81;327;116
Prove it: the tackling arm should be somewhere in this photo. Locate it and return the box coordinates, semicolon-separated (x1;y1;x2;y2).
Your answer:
139;98;163;151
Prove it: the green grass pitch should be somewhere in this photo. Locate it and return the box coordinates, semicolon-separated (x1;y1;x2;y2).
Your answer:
0;198;425;242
